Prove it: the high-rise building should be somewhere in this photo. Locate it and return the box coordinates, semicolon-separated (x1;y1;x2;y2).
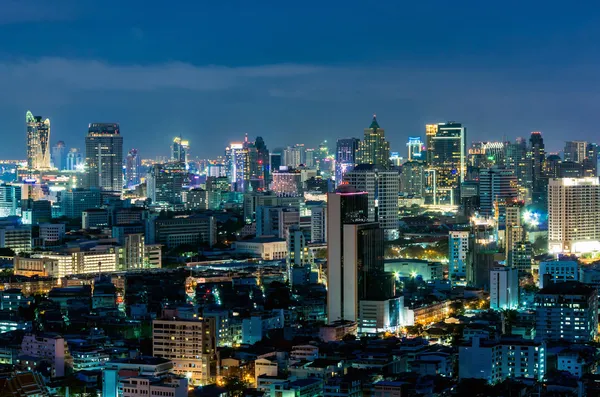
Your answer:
51;141;67;170
584;143;599;177
256;206;300;240
255;136;270;188
66;148;84;171
478;166;518;218
335;138;359;186
152;318;217;385
225;142;248;192
564;141;587;163
505;200;529;272
504;138;531;200
125;149;142;188
449;230;470;285
425;124;438;164
310;203;327;243
84;123;123;193
357;115;391;168
26;111;51;170
399;161;425;196
327;186;369;323
535;281;598;342
406;137;423;161
490;266;519;310
287;225;311;287
529;132;546;206
548;177;600;254
344;165;400;240
270;167;303;196
283;145;305;168
59;189;102;219
428;122;466;205
146;162;186;205
171;136;189;164
0;184;22;217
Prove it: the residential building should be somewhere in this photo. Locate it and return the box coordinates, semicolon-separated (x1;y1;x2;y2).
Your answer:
538;259;579;288
20;334;69;377
490;266;519;310
448;230;469;285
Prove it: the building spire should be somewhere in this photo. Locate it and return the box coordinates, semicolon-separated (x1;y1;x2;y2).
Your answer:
369;114;380;130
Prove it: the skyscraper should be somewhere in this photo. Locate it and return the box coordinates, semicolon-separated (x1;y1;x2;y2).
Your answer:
66;148;84;171
125;149;142;187
146;162;186;205
26;111;51;170
84;123;124;193
171;136;189;164
584;143;599;177
548;177;600;254
529;132;546;206
225;142;249;192
335;138;359;186
478;166;518;218
428;122;466;205
449;230;470;285
425;124;438;164
490;266;519;310
255;136;270;188
356;115;391;168
283;145;304;168
564;141;587;163
51;141;67;170
406;137;423;161
344;165;400;240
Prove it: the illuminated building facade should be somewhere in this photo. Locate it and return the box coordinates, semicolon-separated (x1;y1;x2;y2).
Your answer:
356;115;391;168
270;167;303;196
84;123;123;193
548;177;600;254
449;230;470;285
146;162;186;205
125;149;142;187
26;111;51;170
335;138;359;186
478;166;518;218
225;142;249;192
406;137;423;161
428;122;466;205
564;141;587;163
529;132;546;206
171;136;189;164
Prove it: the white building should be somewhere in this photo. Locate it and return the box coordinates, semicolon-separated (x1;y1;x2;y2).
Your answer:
120;376;188;397
538;259;579;288
233;237;287;260
548;177;600;254
358;297;405;335
490;266;519;310
39;223;65;243
310;205;327;243
254;356;278;384
449;231;469;285
290;345;319;362
344;166;400;240
20;334;68;377
459;336;546;384
152;318;217;385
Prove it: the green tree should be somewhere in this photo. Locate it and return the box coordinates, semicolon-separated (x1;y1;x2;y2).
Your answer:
223;376;248;397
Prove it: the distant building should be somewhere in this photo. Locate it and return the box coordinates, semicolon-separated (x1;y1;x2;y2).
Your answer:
146;162;186;205
125;148;142;187
59;189;102;219
356;115;391;168
490;266;519;310
233;237;287;260
448;231;469;285
538;259;578;288
153;216;217;248
26;111;51;170
51;141;67;170
84;123;123;193
20;334;68;377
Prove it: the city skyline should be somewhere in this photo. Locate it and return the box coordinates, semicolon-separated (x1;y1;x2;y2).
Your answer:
2;2;600;158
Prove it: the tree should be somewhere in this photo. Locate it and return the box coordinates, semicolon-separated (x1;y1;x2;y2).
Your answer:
264;281;291;310
223;376;247;397
0;247;15;256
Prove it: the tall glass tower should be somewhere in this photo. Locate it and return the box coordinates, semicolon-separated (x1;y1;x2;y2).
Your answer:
85;123;123;193
26;111;51;170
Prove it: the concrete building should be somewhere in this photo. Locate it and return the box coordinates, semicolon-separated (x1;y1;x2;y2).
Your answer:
60;189;102;219
256;206;300;241
20;334;68;377
39;223;65;243
0;226;31;253
538;259;579;288
344;165;400;240
82;209;109;229
84;123;123;193
233;237;287;260
478;166;518;217
119;376;188;397
384;259;443;281
448;230;469;285
152;318;217;385
534;281;598;342
310;204;327;243
490;266;519;310
548;177;600;254
153;215;217;248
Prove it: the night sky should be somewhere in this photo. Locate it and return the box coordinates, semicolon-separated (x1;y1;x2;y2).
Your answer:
2;0;600;159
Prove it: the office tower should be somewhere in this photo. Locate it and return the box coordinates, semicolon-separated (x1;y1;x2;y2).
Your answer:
152;215;217;248
356;115;391;168
449;230;470;285
153;318;217;385
270;167;303;196
389;152;403;167
478;166;518;218
125;149;142;188
490;266;519;310
406;137;423;161
171;136;189;163
584;143;599;177
316;140;329;169
544;154;562;178
469;141;504;168
564;141;587;163
283;145;304;168
256;206;300;240
0;226;32;253
270;151;282;173
0;184;22;217
304;148;316;168
225;142;248;192
428;122;466;205
504;138;531;199
529;131;546;206
51;141;67;170
559;160;583;178
327;186;369;323
344;165;400;240
399;161;425;196
425;124;438;164
535;281;598;342
146;162;186;205
66;148;84;171
26;111;51;170
335;138;359;186
21;199;52;225
287;225;311;286
548;177;600;254
310;203;327;243
85;123;123;193
255;136;270;187
59;189;102;218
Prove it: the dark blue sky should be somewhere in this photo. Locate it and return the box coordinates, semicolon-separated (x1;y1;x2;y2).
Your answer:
2;0;600;159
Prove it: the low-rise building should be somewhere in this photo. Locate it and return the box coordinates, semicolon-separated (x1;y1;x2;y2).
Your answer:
233;237;287;260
